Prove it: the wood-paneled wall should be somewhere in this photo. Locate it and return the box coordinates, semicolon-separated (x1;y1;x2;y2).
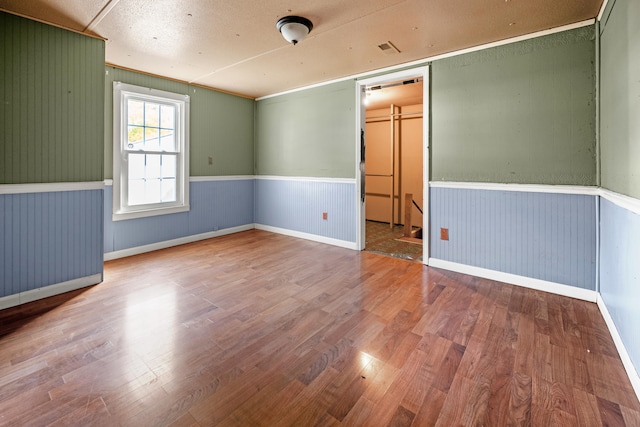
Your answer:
599;198;640;376
0;12;104;184
0;190;103;299
1;12;105;303
104;180;255;254
430;186;597;290
255;178;356;244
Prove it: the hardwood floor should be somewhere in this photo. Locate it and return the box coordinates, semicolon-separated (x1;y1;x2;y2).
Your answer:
1;229;638;426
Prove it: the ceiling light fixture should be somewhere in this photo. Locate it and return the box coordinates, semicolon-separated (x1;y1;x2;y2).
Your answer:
276;16;313;45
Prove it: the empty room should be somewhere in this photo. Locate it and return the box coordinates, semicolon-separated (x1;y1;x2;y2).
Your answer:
1;0;639;425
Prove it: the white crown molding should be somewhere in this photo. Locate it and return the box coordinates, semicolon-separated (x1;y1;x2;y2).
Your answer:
256;175;356;184
0;8;107;40
0;181;105;195
429;181;600;196
598;0;611;21
257;19;595;101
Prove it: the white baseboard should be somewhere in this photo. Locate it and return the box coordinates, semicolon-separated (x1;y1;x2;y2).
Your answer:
428;258;598;302
255;224;359;250
0;294;20;310
104;224;255;261
596;295;640;402
0;273;103;310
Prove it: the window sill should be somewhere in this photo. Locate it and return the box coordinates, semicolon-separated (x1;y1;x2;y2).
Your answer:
112;205;190;222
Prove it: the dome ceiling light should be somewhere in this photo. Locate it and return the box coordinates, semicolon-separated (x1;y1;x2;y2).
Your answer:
276;16;313;45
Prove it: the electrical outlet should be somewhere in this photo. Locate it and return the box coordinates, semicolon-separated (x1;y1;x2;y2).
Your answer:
208;156;213;165
322;212;328;220
440;228;449;241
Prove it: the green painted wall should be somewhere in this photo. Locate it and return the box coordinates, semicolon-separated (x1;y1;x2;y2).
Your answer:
431;26;597;185
104;67;254;179
254;27;595;184
0;12;105;184
255;80;355;178
190;88;254;176
600;0;640;198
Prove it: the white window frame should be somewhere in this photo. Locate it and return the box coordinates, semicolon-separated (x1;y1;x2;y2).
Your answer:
112;82;190;221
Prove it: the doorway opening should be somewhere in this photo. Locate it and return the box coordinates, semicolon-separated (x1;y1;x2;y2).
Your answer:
356;67;430;263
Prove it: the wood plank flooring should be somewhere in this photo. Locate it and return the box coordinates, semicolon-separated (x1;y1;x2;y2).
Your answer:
0;229;638;426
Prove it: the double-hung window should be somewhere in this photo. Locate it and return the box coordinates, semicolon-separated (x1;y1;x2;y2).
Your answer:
113;82;190;221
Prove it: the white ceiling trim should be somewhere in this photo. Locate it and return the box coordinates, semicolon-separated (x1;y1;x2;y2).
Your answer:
84;0;122;33
257;18;595;102
189;45;289;86
0;8;106;40
597;0;611;21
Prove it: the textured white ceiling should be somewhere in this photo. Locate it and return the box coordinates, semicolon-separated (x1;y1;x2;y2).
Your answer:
0;0;603;99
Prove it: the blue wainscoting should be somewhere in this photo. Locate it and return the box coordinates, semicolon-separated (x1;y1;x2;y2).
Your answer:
255;178;357;245
599;197;640;374
104;179;255;253
430;187;597;290
0;190;103;299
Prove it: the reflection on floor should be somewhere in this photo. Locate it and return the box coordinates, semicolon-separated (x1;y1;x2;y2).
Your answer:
365;220;423;262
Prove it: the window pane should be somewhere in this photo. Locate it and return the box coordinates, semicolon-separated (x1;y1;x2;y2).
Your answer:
145;128;160;151
128;179;145;206
160;129;175;151
127;126;144;149
161;178;176;202
129;154;145;180
146;154;161;179
145;102;160;127
161;155;176;178
160;104;175;129
128;100;144;125
127;155;179;207
145;179;161;204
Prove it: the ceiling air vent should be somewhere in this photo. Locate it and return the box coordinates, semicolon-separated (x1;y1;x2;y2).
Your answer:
377;41;401;54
